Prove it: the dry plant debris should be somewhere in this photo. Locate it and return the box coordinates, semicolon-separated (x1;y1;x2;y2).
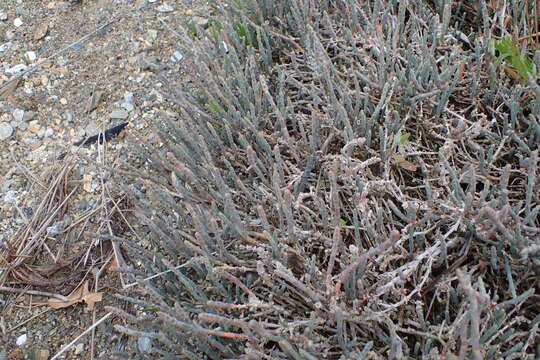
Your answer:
48;281;102;311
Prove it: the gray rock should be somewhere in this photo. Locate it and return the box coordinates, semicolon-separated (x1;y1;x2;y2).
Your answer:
138;336;152;352
0;123;13;140
110;109;129;120
23;111;36;122
64;109;74;123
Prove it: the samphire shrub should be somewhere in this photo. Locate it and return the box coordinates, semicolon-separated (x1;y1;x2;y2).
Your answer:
110;0;540;358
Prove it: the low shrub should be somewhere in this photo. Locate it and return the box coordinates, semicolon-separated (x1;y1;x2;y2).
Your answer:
111;0;540;358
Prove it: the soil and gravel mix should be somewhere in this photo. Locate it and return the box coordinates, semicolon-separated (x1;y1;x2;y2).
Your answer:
0;0;209;358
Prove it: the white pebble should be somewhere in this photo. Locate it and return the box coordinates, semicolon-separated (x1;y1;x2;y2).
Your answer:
0;123;13;141
5;64;27;75
157;4;174;12
12;109;24;122
13;18;23;27
25;51;36;62
16;334;27;346
0;42;12;52
4;190;18;204
171;51;183;62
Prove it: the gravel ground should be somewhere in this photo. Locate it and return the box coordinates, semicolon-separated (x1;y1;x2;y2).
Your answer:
0;0;208;358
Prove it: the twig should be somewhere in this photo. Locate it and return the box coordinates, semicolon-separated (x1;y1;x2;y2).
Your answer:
0;286;69;301
335;230;401;292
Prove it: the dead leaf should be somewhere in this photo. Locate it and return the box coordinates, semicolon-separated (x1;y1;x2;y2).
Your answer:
8;348;24;359
48;281;103;311
34;22;49;40
397;160;418;172
83;174;93;192
85;90;102;114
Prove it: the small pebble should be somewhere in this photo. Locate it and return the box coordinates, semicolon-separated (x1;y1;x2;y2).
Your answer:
5;64;27;75
110;109;129;119
138;336;152;352
25;51;37;62
64;110;74;123
23;111;36;122
124;92;135;104
13;18;23;27
171;50;183;62
16;333;27;346
121;92;136;112
28;121;40;133
147;29;158;40
0;123;13;141
121;102;134;112
0;42;12;52
12;109;24;122
4;190;18;204
0;12;7;21
156;4;174;12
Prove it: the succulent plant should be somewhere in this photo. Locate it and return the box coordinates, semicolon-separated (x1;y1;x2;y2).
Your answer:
110;0;540;358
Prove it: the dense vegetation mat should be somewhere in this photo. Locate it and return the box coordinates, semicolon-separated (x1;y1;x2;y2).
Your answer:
110;0;540;358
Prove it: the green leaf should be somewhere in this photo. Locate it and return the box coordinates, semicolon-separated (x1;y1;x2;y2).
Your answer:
395;132;411;146
206;102;221;115
491;37;536;81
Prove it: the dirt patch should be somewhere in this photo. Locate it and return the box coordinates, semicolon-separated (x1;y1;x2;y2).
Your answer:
0;0;209;358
